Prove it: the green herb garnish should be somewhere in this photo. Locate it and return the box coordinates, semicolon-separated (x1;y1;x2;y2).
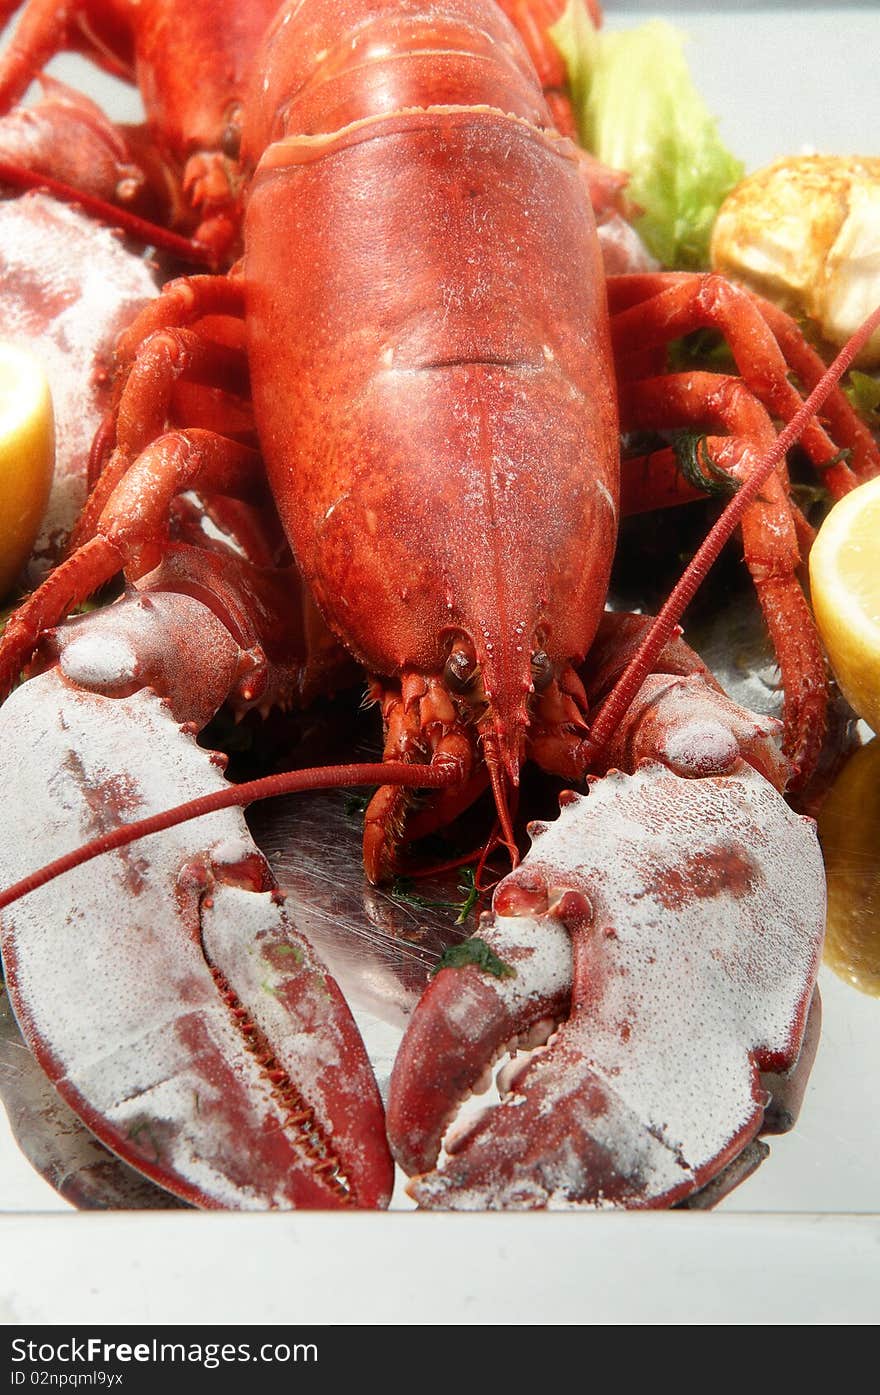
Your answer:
432;937;516;980
391;865;480;924
671;431;738;497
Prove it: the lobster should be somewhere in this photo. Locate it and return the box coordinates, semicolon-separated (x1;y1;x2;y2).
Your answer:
0;0;620;267
0;0;877;1210
0;0;287;259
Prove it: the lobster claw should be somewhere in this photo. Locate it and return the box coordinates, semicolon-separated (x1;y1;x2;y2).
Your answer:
388;763;826;1209
0;596;394;1210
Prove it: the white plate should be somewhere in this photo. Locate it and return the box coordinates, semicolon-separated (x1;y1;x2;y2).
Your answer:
1;3;878;1324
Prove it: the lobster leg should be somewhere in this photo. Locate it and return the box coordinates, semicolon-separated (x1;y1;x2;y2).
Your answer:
609;272;880;493
69;326;254;552
619;370;827;783
0;0;91;112
77;272;250;506
115;330;251;457
0;544;393;1209
0;266;261;694
748;291;880;486
609;273;880;490
387;626;825;1207
0;6;187;246
0;428;263;697
115;276;246;361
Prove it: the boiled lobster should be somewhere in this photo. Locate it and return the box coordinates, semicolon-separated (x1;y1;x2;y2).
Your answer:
0;0;287;258
0;0;877;1210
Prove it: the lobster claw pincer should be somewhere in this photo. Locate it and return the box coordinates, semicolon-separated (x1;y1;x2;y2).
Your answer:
0;589;393;1209
388;762;826;1209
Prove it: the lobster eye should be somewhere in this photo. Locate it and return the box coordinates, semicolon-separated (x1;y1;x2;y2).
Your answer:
221;117;242;160
530;650;554;692
444;643;479;694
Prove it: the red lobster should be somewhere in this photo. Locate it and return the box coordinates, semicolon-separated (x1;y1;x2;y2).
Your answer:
0;0;877;1209
0;0;285;258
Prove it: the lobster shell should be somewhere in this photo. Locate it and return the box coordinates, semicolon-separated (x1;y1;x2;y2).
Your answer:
242;0;618;781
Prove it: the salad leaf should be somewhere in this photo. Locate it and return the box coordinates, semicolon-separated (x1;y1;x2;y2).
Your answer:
549;4;744;268
845;369;880;424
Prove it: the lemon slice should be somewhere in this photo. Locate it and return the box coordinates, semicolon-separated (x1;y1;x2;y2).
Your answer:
817;737;880;996
0;341;55;601
809;475;880;734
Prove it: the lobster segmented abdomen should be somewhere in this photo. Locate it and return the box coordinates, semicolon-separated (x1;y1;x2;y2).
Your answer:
242;0;551;154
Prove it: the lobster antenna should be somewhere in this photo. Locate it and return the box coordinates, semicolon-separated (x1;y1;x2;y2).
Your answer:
0;159;217;267
0;758;461;912
589;299;880;752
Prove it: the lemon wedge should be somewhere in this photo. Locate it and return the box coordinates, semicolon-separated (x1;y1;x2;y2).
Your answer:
0;341;55;601
817;737;880;996
810;476;880;734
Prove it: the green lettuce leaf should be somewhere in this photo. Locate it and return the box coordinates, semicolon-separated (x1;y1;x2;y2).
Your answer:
845;369;880;424
549;4;744;269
